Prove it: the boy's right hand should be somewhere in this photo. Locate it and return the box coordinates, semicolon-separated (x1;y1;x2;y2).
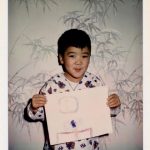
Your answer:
31;94;47;113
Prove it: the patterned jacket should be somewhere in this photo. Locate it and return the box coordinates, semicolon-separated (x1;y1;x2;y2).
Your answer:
27;71;120;150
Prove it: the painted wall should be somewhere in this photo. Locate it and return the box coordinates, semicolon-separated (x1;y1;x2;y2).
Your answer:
8;0;142;149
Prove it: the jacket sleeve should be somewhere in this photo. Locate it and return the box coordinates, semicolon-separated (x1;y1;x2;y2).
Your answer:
26;103;45;121
110;106;121;117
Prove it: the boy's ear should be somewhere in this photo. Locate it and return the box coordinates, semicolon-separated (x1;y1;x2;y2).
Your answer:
58;54;64;65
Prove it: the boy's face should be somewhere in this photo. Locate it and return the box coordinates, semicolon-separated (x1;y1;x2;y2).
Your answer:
59;46;90;82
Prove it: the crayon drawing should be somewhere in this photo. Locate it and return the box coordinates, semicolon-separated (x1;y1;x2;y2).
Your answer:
45;86;113;145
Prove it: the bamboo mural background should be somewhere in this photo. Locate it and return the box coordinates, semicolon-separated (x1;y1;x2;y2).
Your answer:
8;0;142;149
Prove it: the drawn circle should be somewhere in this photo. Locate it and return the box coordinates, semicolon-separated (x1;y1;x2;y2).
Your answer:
58;96;79;113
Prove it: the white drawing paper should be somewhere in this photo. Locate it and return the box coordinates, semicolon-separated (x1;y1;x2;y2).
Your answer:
45;86;113;145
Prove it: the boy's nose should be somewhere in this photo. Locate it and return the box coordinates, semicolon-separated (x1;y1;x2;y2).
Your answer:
75;56;82;64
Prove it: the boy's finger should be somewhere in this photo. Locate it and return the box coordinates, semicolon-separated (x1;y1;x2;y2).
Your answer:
32;101;46;108
36;100;47;105
33;97;47;102
108;94;118;100
107;98;121;107
32;95;47;101
33;94;46;99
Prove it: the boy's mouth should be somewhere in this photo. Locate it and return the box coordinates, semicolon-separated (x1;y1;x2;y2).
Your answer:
74;68;82;72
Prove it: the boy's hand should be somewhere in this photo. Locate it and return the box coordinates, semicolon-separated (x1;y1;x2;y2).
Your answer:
107;94;121;108
31;94;47;112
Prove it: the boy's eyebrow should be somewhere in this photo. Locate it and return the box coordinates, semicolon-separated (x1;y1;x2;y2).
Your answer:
66;51;90;55
82;51;90;54
66;52;76;55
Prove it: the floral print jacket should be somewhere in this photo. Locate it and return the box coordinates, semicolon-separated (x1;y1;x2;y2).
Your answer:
27;71;120;150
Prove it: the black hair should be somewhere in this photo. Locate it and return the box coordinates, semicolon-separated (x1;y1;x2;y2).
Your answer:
57;29;91;56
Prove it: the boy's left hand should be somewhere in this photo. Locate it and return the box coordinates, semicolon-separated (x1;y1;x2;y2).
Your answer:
107;94;121;108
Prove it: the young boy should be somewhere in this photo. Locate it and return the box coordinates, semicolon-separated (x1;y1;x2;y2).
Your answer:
25;29;121;150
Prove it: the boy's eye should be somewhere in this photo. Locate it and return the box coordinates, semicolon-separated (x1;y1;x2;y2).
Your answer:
82;55;89;58
69;55;75;58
